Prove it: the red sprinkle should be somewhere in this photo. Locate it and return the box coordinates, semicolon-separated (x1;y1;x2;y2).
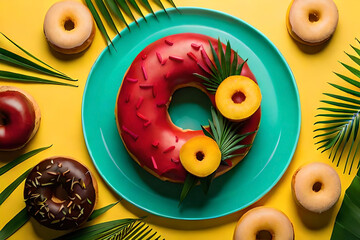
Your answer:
122;126;138;141
126;77;138;83
136;112;148;121
142;54;147;60
141;64;148;80
191;43;201;50
163;146;175;153
139;84;153;89
165;39;174;46
152;141;159;148
156;52;162;63
144;121;151;127
136;97;143;109
161;59;167;65
175;136;179;142
197;62;212;75
125;94;131;103
169;56;184;62
164;72;171;79
187;52;198;62
151;156;158;169
171;158;180;163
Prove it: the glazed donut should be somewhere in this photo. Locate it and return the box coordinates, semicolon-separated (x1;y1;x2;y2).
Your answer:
24;156;97;230
43;0;95;54
233;207;294;240
115;33;261;182
292;162;341;213
0;86;40;151
286;0;339;45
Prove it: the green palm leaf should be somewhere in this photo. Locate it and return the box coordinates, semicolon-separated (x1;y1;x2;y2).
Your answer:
104;0;130;30
0;70;77;87
314;39;360;174
194;39;248;93
87;0;176;47
0;207;30;240
85;0;113;47
94;0;120;35
0;33;74;80
179;107;255;203
331;169;360;239
53;218;163;240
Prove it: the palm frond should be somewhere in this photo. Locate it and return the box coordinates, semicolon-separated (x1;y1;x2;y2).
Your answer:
194;39;247;93
315;39;360;174
54;218;163;240
204;107;254;162
179;107;255;204
86;0;176;46
331;169;360;239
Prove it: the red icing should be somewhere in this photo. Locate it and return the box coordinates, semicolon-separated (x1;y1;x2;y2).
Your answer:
0;91;35;149
116;33;260;182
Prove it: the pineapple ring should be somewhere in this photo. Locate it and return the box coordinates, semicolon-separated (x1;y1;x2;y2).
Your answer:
179;136;221;178
291;162;341;213
43;0;95;54
286;0;339;45
215;76;261;121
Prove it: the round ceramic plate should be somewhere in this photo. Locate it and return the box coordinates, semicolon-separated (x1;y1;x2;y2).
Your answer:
82;7;301;220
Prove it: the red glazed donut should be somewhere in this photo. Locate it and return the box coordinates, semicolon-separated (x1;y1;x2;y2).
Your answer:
24;156;98;230
0;86;40;151
115;33;261;182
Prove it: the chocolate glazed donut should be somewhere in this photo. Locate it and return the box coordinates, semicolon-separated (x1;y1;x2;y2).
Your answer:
0;86;41;150
24;157;97;230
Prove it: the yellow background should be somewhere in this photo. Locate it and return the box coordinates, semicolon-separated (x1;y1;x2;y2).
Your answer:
0;0;359;239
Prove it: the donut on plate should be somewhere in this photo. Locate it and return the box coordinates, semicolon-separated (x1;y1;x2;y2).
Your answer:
24;156;97;230
286;0;339;46
115;33;261;182
43;0;95;54
233;206;294;240
0;86;40;151
292;162;341;213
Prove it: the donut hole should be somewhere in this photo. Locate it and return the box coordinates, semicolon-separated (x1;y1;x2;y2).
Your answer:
51;184;69;203
64;18;75;31
232;91;246;104
308;11;320;23
0;112;8;126
168;87;212;130
312;181;322;192
256;230;273;240
196;151;205;161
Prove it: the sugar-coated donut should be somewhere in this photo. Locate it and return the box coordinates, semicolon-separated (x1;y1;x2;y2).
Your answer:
115;33;261;183
44;0;95;54
286;0;339;46
0;86;40;151
233;207;294;240
24;156;98;230
292;162;341;213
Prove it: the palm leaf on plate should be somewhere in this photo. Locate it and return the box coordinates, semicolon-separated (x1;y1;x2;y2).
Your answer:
84;0;177;46
180;107;255;204
331;167;360;239
314;39;360;174
193;39;247;93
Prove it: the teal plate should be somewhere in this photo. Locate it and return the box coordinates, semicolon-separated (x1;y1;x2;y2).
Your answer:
82;7;301;220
